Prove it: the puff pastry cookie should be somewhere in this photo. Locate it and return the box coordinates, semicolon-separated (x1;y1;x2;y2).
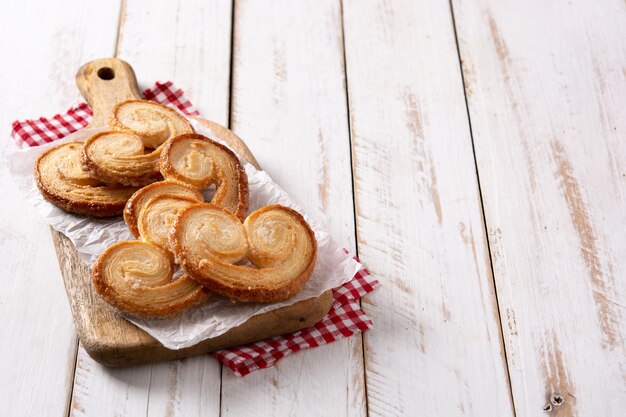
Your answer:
95;182;209;317
171;204;317;303
92;241;209;318
138;194;203;251
35;142;138;217
160;134;249;220
124;180;204;238
82;100;194;186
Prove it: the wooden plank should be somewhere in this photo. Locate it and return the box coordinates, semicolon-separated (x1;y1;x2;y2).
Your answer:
71;346;221;417
69;1;231;415
115;0;233;123
0;1;121;416
220;0;365;416
451;0;626;415
342;0;515;415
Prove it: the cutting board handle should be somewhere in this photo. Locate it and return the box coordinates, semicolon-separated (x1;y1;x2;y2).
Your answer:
75;57;261;168
76;58;142;128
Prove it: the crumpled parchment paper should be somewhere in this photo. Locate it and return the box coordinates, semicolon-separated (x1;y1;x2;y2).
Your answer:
6;119;360;349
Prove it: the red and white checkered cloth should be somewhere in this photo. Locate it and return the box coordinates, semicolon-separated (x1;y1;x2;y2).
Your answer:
214;265;376;376
10;81;379;377
11;82;200;147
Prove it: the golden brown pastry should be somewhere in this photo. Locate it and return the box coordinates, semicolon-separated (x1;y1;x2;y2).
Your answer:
94;181;209;317
124;180;204;238
109;100;194;149
92;241;209;318
171;204;317;303
137;194;202;250
160;134;248;220
82;100;194;186
35;142;138;217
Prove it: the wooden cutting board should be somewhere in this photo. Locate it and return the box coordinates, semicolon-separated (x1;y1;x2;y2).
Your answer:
51;57;332;367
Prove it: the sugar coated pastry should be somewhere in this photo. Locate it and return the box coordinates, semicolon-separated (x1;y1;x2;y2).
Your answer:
160;133;248;220
92;241;209;318
137;194;202;251
35;142;138;217
82;100;194;186
171;204;317;303
123;180;204;238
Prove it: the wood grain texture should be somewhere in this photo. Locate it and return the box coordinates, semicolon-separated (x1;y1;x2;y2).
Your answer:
452;0;626;415
342;0;514;415
116;0;233;123
0;1;121;416
220;0;365;416
76;57;142;126
71;346;222;417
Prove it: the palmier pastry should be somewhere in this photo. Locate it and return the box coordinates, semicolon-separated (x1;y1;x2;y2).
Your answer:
94;181;209;317
160;134;248;220
92;241;209;318
35;142;138;217
82;100;194;186
138;194;202;250
124;180;204;238
171;204;317;303
109;100;194;149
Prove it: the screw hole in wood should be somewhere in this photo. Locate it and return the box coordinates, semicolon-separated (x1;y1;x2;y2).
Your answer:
551;394;564;406
543;393;564;412
97;67;115;80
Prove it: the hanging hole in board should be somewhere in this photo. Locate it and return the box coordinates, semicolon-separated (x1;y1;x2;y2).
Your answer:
97;67;115;80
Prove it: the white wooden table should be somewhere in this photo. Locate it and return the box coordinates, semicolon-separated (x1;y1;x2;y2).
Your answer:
1;1;624;416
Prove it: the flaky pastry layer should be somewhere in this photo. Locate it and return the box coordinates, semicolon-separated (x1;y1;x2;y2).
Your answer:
138;194;202;251
124;180;204;238
92;241;209;318
160;134;249;220
35;142;138;217
82;100;194;186
171;204;317;303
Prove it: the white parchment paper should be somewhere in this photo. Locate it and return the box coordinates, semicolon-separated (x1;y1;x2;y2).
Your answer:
6;120;360;349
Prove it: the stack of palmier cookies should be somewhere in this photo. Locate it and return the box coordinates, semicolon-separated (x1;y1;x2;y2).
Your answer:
35;100;317;317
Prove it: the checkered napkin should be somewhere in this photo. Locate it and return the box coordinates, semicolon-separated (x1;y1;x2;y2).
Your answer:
10;81;379;376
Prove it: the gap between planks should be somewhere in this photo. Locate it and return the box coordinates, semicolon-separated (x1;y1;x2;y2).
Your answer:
339;0;369;416
64;338;80;417
447;0;518;415
219;0;236;414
